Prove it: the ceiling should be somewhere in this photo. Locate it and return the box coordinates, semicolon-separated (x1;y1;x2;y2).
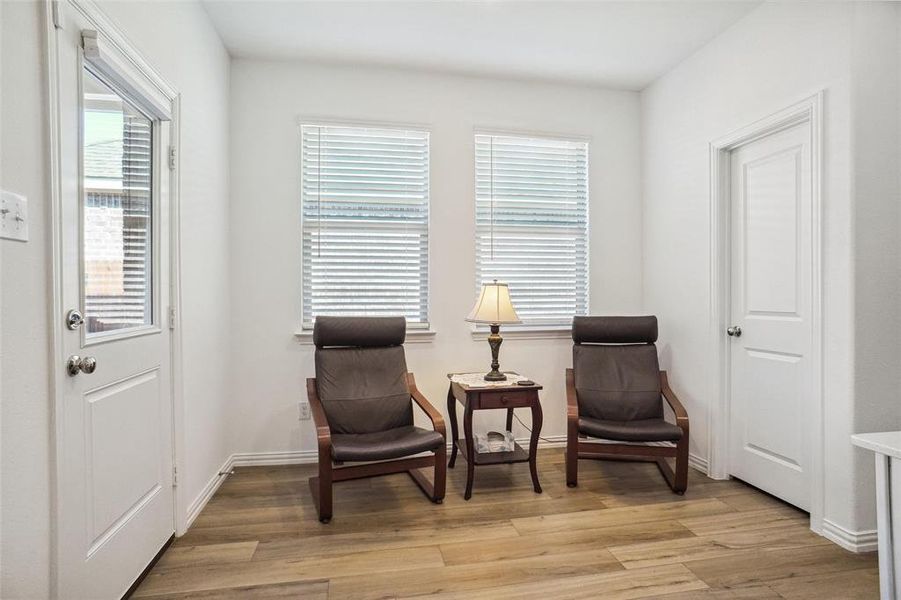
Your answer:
202;1;760;90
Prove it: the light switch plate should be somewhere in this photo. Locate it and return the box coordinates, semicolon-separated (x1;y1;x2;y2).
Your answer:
0;190;29;242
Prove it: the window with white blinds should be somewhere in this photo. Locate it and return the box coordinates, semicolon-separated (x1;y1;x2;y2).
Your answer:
475;133;589;327
82;67;154;336
301;124;430;328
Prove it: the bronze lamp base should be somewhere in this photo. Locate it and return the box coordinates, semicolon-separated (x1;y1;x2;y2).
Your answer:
484;323;507;381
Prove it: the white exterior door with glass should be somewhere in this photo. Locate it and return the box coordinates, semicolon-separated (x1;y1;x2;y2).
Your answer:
53;3;176;597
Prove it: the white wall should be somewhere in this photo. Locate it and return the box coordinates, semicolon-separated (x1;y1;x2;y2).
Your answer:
96;0;233;533
1;1;231;596
1;3;53;597
641;1;901;541
228;60;642;456
5;6;899;597
850;3;901;529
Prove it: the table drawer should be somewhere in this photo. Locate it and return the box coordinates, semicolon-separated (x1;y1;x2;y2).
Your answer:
478;390;533;409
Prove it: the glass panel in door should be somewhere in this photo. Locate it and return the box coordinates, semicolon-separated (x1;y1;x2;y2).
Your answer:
82;67;153;336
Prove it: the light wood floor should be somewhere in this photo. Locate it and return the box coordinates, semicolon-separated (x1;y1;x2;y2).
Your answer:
133;450;878;599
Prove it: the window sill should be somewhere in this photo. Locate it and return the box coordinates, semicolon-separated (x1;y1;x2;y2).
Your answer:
295;328;437;345
470;326;573;341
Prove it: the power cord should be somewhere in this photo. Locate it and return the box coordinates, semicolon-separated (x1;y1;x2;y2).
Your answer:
512;412;557;445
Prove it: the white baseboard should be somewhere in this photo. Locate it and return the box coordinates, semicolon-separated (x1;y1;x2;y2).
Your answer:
183;437;706;532
231;438;568;468
230;450;318;466
821;519;878;553
184;455;234;531
525;434;567;448
185;449;875;558
689;452;709;475
559;437;708;475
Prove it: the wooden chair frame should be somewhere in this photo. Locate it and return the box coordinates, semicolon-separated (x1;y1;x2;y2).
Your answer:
565;369;690;494
307;373;447;523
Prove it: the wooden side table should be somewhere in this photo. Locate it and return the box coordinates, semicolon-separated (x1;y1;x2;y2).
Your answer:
446;373;543;500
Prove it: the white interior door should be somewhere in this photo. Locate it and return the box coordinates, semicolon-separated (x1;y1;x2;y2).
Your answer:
728;121;813;511
55;4;175;598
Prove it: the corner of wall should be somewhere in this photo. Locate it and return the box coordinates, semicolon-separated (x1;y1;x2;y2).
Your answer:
848;0;901;532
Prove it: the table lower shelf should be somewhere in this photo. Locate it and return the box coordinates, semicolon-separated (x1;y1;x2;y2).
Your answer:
456;440;530;465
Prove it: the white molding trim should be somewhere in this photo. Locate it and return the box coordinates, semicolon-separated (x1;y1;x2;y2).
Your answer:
473;125;593;145
296;115;432;133
821;519;879;554
707;91;825;532
168;92;187;537
44;2;65;595
522;435;566;448
222;438;708;469
231;450;319;467
81;29;171;120
689;452;709;475
184;455;233;531
66;0;177;99
230;437;569;469
182;437;710;530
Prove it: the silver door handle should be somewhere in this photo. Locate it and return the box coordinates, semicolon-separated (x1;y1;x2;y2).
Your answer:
67;355;97;376
66;309;84;330
726;326;742;337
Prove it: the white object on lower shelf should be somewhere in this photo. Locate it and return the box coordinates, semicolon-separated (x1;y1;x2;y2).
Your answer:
852;431;901;600
476;431;516;454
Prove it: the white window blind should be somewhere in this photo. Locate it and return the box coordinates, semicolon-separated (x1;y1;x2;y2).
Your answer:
475;133;589;326
83;68;154;335
301;124;430;328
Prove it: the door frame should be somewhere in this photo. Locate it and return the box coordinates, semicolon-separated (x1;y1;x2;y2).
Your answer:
707;91;825;533
43;1;187;596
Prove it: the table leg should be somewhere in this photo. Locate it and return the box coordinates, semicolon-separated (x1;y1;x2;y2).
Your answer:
505;407;514;433
447;384;459;468
528;395;543;494
875;453;896;600
464;400;475;500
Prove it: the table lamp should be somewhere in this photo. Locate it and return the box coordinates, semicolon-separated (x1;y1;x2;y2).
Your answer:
466;280;521;381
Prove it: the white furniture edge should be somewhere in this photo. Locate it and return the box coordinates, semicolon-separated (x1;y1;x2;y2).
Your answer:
853;432;901;460
853;431;900;598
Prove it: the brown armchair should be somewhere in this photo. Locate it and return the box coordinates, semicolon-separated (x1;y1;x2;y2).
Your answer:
565;316;689;494
307;316;446;523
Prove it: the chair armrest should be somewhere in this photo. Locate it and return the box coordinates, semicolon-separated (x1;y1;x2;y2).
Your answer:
565;368;579;424
306;378;332;453
660;371;689;431
407;373;446;437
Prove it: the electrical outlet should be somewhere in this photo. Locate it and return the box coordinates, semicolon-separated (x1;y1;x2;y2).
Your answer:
0;190;28;242
298;401;311;420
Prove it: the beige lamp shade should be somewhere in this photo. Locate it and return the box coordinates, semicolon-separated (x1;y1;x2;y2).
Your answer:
466;281;521;324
